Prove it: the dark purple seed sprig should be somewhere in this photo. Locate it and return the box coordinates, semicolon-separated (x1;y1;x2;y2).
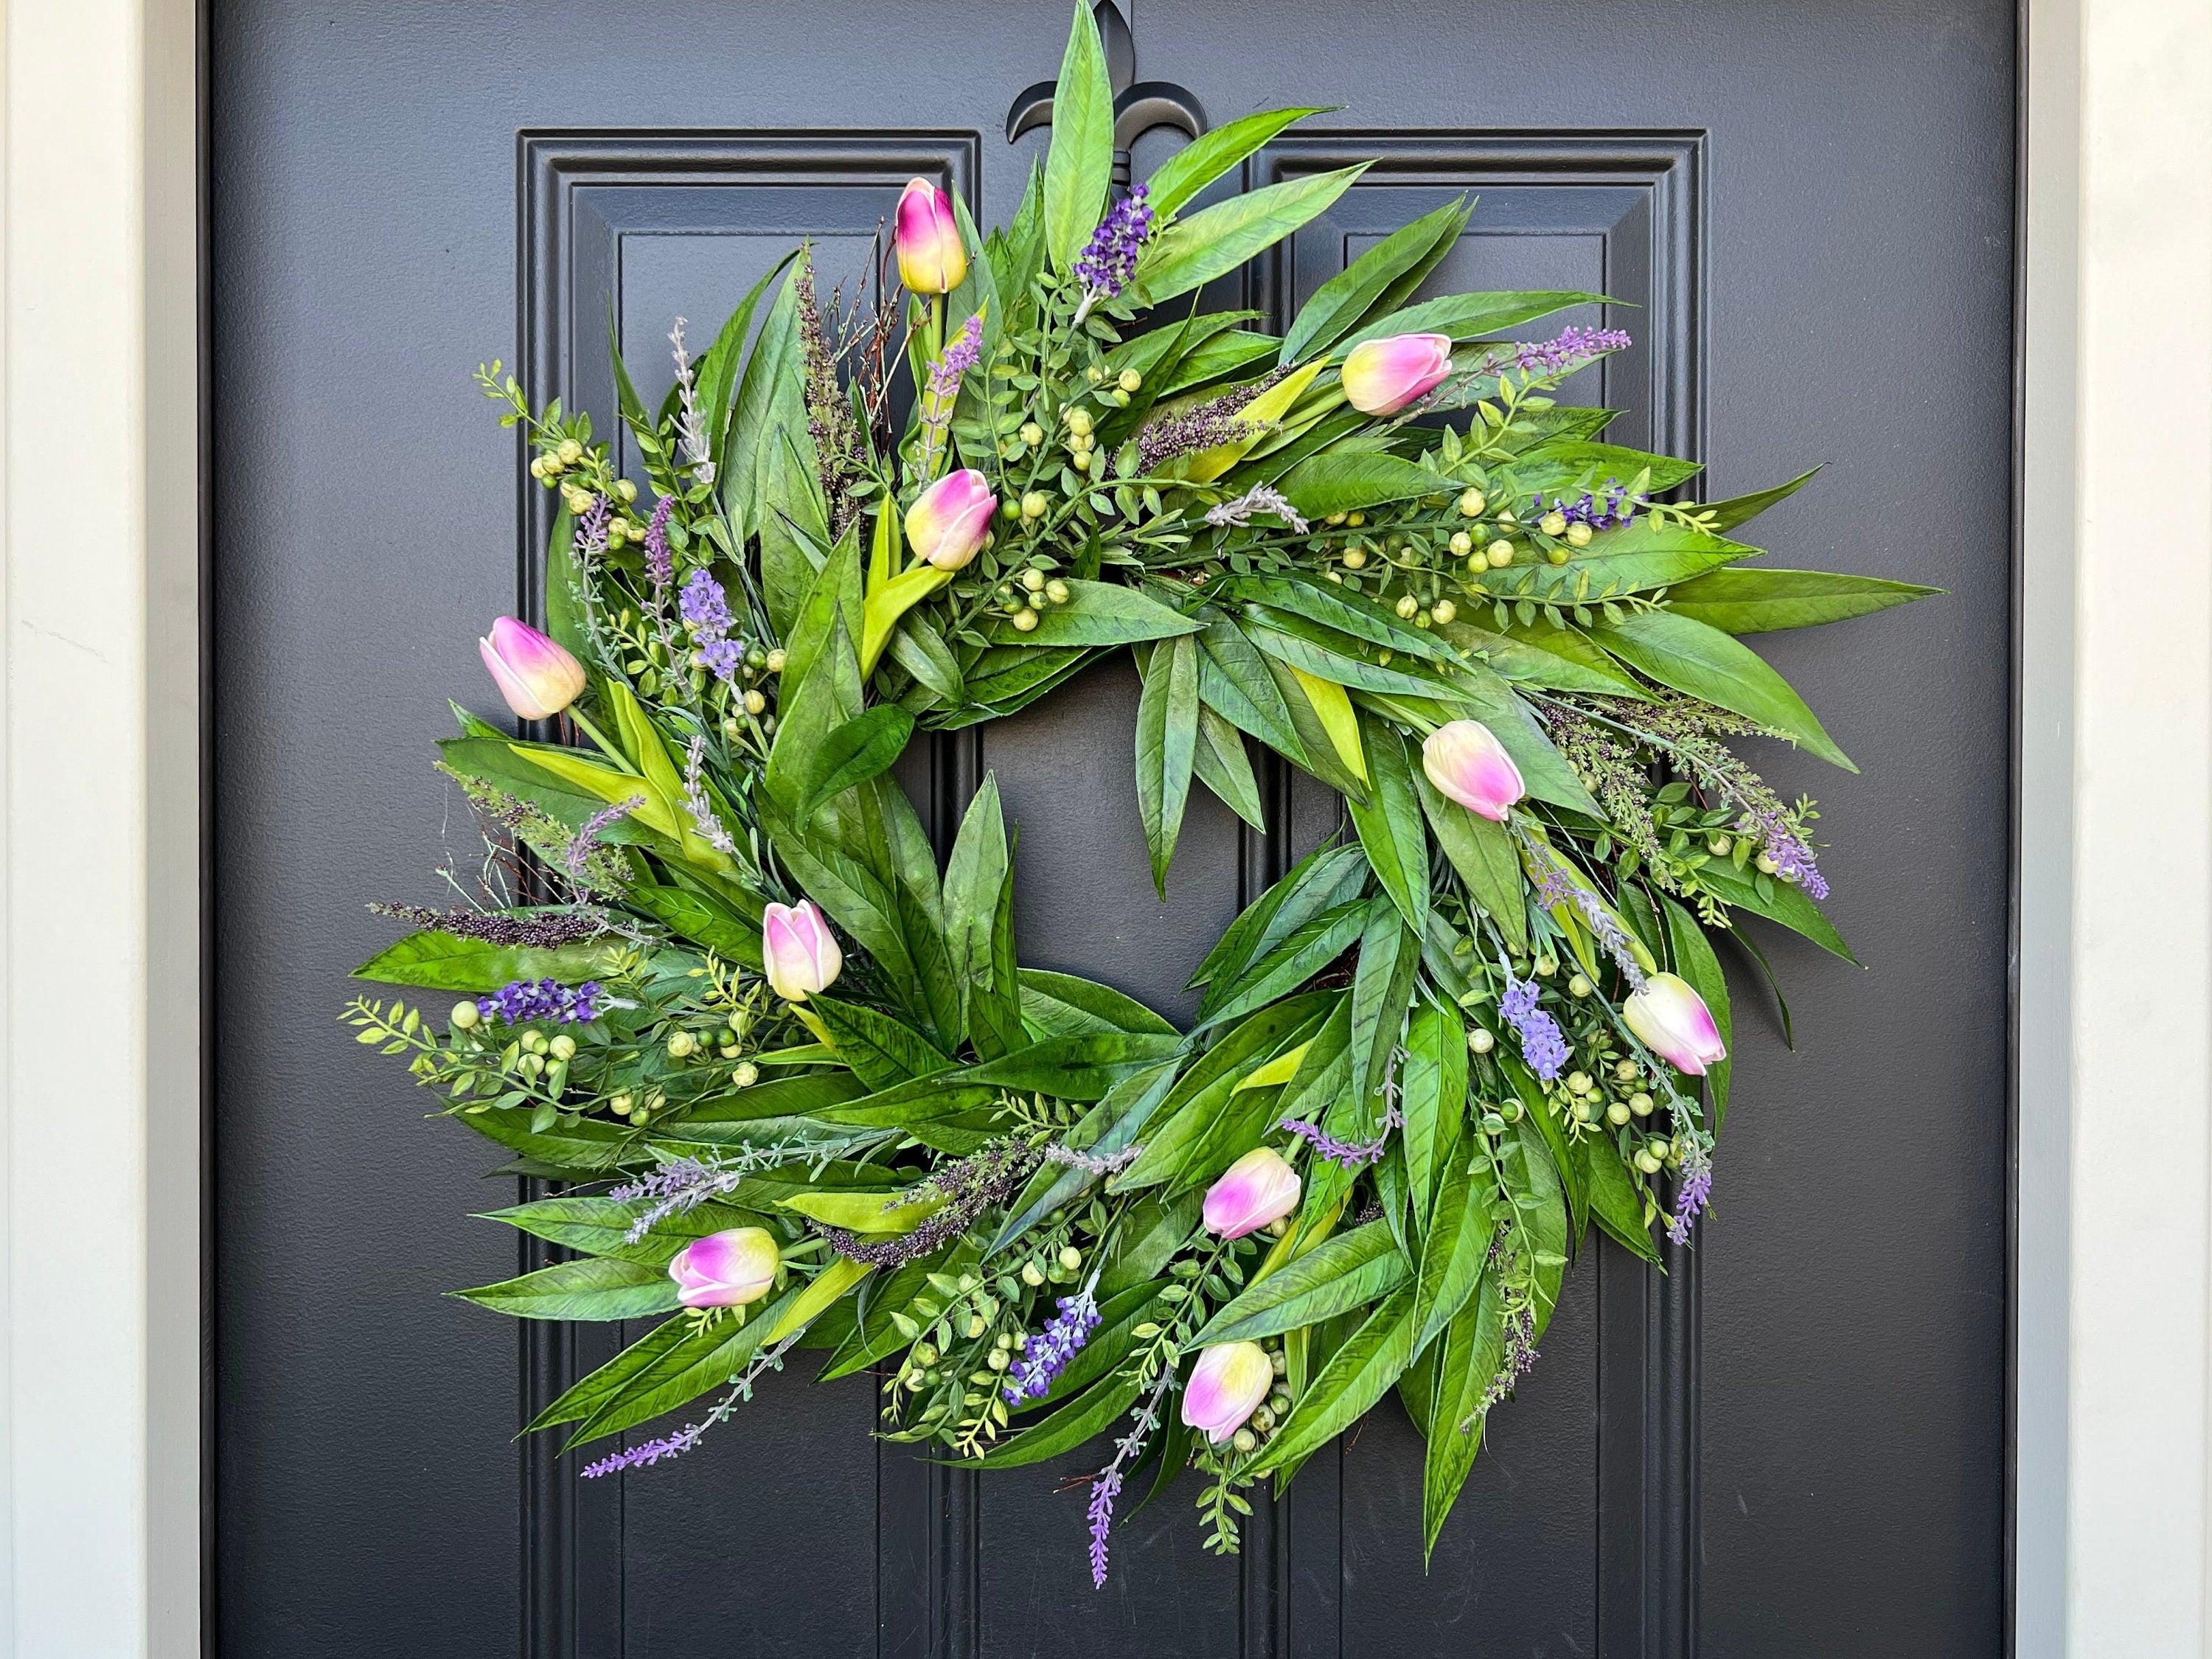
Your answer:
366;903;608;950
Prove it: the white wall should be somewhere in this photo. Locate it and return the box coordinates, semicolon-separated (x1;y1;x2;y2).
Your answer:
0;0;200;1654
0;0;2203;1652
2052;0;2212;1651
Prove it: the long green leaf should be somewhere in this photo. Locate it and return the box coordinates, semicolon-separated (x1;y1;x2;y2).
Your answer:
1281;198;1469;365
1278;452;1453;519
1135;633;1201;897
454;1256;679;1321
1408;1157;1488;1360
1347;897;1421;1107
1422;1269;1506;1559
1248;1284;1417;1475
986;578;1201;647
1338;288;1604;352
1043;1;1115;274
1136;165;1369;305
352;931;605;992
1662;897;1732;1127
1414;771;1526;953
1400;1003;1467;1231
1192;703;1266;830
1194;1221;1408;1345
1590;608;1856;771
1344;717;1430;936
1145;107;1328;220
1663;566;1941;634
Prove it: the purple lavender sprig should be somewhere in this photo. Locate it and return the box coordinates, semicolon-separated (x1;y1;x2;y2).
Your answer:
477;977;603;1026
1074;185;1153;310
1739;808;1830;901
927;313;983;402
678;568;742;684
579;1333;798;1478
1498;971;1571;1082
1002;1287;1101;1404
1665;1135;1715;1246
1086;1370;1172;1587
564;794;644;877
1087;1468;1123;1587
1533;478;1646;533
1513;324;1632;378
1279;1049;1405;1168
642;495;675;591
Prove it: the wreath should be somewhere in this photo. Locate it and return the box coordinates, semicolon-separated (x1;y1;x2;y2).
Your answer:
346;5;1933;1582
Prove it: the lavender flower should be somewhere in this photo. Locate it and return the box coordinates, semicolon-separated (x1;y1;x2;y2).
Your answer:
1739;809;1830;901
1512;325;1632;378
1086;1371;1172;1587
1665;1135;1715;1246
477;977;603;1026
1074;185;1153;308
1533;478;1646;533
1087;1468;1123;1587
366;903;608;949
578;1333;797;1479
579;1423;710;1479
575;493;612;566
1205;482;1310;535
1043;1141;1144;1175
681;735;740;858
927;313;983;402
1003;1288;1101;1404
564;794;643;877
678;569;743;684
668;316;715;487
1279;1049;1405;1168
1515;830;1649;993
813;1141;1040;1268
643;495;674;591
919;312;984;474
1499;971;1570;1082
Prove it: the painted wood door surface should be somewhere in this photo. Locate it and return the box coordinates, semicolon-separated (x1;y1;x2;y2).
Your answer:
212;2;2014;1652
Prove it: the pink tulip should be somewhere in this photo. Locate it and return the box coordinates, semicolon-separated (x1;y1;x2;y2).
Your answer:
895;177;967;296
1422;720;1526;821
667;1227;779;1309
478;616;586;721
1181;1342;1275;1444
904;468;997;571
1340;331;1453;416
1623;973;1728;1076
1203;1147;1301;1239
762;900;842;1002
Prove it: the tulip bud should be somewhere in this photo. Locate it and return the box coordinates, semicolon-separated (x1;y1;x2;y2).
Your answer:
894;177;967;296
762;899;843;1002
1182;1342;1275;1444
1202;1147;1301;1239
478;616;587;721
1341;332;1453;416
903;468;995;571
1622;973;1728;1076
1422;720;1526;821
667;1227;779;1309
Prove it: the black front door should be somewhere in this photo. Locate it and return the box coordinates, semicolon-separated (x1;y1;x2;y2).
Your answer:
212;2;2014;1653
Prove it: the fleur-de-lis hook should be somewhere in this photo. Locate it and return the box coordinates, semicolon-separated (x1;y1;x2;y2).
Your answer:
1005;1;1207;189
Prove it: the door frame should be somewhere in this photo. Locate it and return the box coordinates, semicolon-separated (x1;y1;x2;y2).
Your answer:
0;0;2190;1650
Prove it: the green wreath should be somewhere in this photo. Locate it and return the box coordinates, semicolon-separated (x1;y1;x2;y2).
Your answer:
346;4;1933;1582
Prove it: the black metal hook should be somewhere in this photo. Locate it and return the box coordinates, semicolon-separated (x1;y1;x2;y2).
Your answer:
1004;1;1206;189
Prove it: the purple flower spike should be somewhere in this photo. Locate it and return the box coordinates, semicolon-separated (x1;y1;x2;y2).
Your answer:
1513;325;1632;378
1074;185;1153;303
1087;1469;1122;1587
643;495;675;591
477;977;602;1026
1499;972;1570;1082
678;568;742;684
1004;1290;1101;1404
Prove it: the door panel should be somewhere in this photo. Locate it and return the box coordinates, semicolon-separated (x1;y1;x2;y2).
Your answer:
212;1;2013;1654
